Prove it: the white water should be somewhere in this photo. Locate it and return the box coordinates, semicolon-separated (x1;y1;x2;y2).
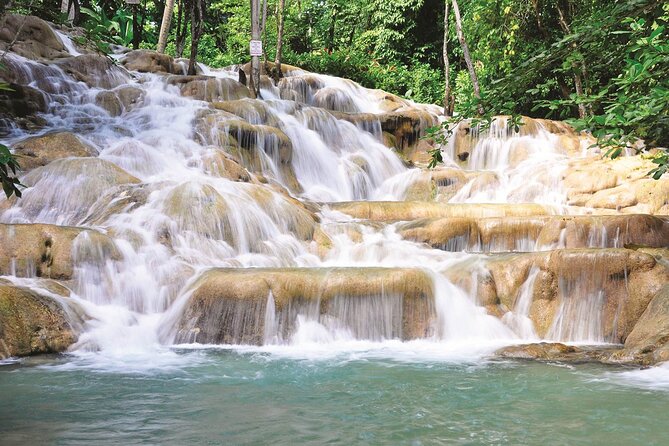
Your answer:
0;26;655;377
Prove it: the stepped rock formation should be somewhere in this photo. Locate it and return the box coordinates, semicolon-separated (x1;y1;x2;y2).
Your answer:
1;15;669;367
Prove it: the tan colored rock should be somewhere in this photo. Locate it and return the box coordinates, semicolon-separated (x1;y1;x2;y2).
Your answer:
484;249;669;341
201;149;252;182
586;184;638;210
242;61;304;78
83;183;154;226
496;342;579;360
625;285;669;352
56;54;128;89
121;50;181;74
176;267;436;344
9;158;140;224
95;91;122;116
330;202;554;222
0;14;67;61
12;132;98;171
198;111;299;192
168;75;251;102
486;253;537;309
0;223;119;280
537;214;669;249
211;100;278;126
115;85;146;111
0;283;83;358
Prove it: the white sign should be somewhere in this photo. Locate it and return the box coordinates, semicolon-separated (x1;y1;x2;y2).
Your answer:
125;0;140;4
249;40;263;56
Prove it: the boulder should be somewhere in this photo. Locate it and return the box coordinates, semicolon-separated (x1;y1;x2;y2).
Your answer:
176;267;435;344
486;249;669;342
494;342;614;363
12;131;98;171
0;83;48;132
200;149;252;182
55;54;128;89
168;75;251;102
0;223;119;280
0;14;67;61
198;111;299;192
242;61;304;78
120;50;182;74
95;91;122;116
211;100;279;126
11;158;140;225
625;285;669;353
115;85;146;110
0;283;81;358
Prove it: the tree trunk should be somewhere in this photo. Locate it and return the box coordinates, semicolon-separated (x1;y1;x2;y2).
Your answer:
443;0;452;115
249;0;261;98
60;0;77;23
451;0;483;115
327;2;338;53
175;0;187;57
530;0;547;38
260;0;267;36
274;0;286;79
188;0;203;75
556;1;589;119
157;0;175;53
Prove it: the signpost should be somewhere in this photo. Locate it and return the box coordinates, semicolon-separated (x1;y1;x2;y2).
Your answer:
249;40;263;57
125;0;141;49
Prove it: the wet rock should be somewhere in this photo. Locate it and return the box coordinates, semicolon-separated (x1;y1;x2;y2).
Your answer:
198;111;299;192
12;131;98;171
450;116;588;168
176;267;435;345
115;85;146;111
621;285;669;365
0;14;67;61
0;223;119;280
537;214;669;249
168;75;251;102
496;342;578;360
494;342;614;363
211;100;279;126
83;183;154;226
56;54;128;89
242;61;304;79
485;248;669;342
120;49;182;74
0;83;48;132
330;202;554;222
10;158;140;225
401;214;669;254
331;110;438;161
95;90;121;116
0;283;82;358
313;87;359;113
201;149;252;182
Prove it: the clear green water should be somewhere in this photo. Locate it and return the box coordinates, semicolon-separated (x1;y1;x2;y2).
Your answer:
1;348;668;445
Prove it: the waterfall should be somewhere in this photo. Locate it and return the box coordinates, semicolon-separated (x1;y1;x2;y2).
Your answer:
1;21;653;367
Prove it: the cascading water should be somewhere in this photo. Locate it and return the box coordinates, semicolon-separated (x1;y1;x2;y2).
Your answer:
1;21;661;371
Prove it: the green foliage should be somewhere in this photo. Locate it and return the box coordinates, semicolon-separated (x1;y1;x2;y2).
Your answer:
0;72;22;198
542;4;669;176
0;142;23;199
79;4;145;51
